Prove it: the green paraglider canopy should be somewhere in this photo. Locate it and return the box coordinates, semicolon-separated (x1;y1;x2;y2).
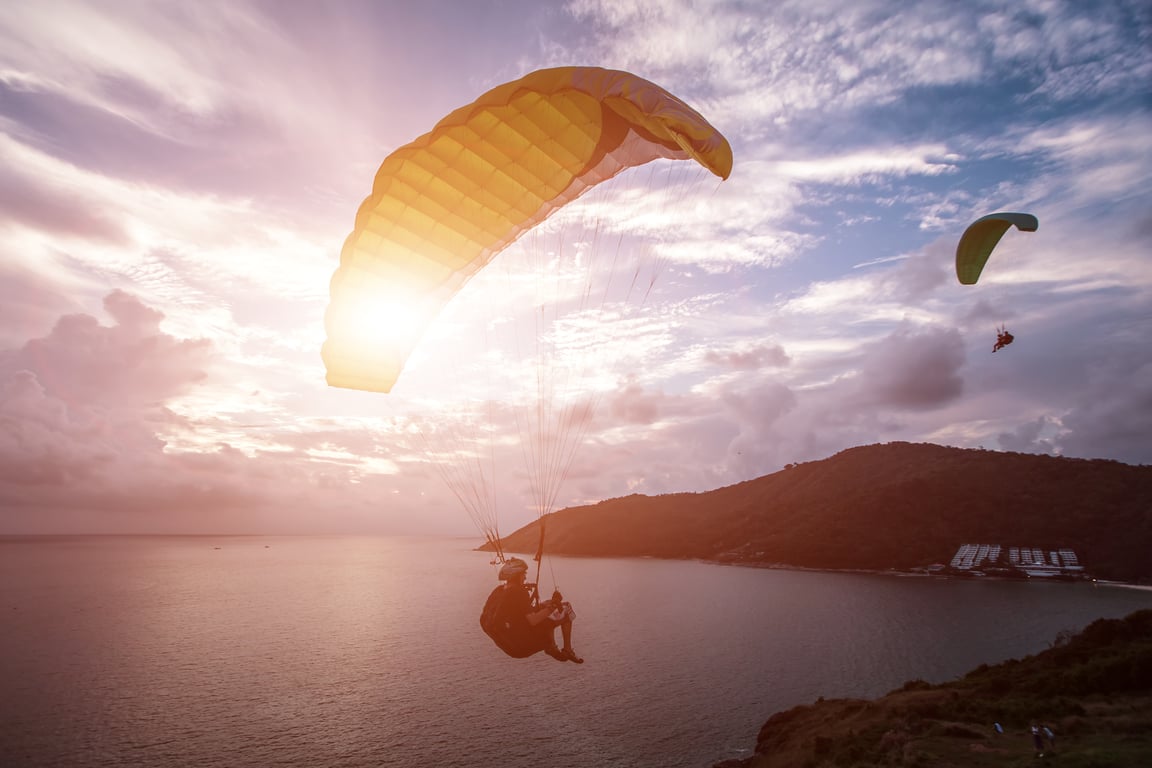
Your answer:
955;212;1038;285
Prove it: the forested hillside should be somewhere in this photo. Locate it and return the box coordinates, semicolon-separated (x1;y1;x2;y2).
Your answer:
491;443;1152;582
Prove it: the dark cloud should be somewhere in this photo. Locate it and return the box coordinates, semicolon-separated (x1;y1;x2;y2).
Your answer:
998;416;1057;454
1055;362;1152;465
972;280;1152;466
853;326;965;410
1132;210;1152;241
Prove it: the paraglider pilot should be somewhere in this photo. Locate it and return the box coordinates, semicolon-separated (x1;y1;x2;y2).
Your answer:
992;325;1014;353
495;558;582;663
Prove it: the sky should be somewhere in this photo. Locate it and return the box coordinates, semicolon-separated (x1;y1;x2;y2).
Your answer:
1;0;1149;536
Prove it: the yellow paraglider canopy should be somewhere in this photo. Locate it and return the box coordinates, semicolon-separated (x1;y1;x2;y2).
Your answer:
323;66;733;393
955;212;1038;285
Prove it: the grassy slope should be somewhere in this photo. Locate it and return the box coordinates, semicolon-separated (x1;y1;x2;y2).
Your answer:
719;610;1152;768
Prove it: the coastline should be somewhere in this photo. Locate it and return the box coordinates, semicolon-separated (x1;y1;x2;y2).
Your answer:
703;558;1110;584
487;544;1146;587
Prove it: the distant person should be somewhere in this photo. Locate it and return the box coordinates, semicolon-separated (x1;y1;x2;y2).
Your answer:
1042;724;1055;749
992;326;1014;353
1030;723;1045;756
480;557;583;663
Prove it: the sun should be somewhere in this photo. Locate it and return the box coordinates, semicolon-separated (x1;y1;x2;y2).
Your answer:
323;268;442;392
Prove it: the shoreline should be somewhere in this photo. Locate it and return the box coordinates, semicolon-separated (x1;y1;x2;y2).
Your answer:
708;559;1152;589
485;544;1148;588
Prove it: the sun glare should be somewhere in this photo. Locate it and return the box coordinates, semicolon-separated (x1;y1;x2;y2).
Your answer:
326;272;440;359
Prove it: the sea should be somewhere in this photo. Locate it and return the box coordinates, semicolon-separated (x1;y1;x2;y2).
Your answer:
2;535;1150;768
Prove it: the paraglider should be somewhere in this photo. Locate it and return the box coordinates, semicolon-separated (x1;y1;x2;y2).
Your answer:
322;67;732;660
992;324;1014;353
323;66;732;394
955;212;1038;285
479;557;581;663
956;212;1037;354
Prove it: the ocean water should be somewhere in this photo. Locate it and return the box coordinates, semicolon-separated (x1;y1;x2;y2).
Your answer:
2;536;1150;768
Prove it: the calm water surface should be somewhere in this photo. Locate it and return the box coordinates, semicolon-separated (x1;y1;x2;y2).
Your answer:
2;535;1150;768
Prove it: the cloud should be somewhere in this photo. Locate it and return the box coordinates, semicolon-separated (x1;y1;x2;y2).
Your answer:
0;0;1148;535
770;145;958;184
995;0;1152;101
850;326;966;410
1054;359;1152;466
997;415;1057;454
565;0;993;141
0;260;83;347
609;378;667;425
568;0;1150;123
0;291;458;533
0;3;381;227
0;370;122;486
720;377;798;430
705;343;791;371
0;292;209;496
877;240;953;303
1002;113;1152;207
3;290;211;408
0;144;127;242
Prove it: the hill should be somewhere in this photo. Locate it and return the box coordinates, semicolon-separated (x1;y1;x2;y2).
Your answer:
710;609;1152;768
490;442;1152;582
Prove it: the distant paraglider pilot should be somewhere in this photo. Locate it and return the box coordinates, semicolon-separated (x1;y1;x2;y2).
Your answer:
1030;723;1045;756
479;558;583;663
992;325;1014;353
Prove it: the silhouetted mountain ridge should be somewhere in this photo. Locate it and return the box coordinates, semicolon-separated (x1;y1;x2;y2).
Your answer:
491;442;1152;582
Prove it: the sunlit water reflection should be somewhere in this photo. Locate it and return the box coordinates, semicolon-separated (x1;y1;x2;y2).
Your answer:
2;535;1149;768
